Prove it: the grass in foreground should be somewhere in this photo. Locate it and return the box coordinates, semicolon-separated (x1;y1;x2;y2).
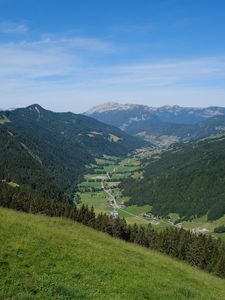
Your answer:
0;208;225;300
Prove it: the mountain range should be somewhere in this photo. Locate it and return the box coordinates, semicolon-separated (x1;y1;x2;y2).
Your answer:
85;102;225;146
2;102;225;218
1;102;225;295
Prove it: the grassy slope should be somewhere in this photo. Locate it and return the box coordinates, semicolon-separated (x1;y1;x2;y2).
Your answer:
0;208;225;300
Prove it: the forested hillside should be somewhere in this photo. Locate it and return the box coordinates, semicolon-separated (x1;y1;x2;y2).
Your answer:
0;105;145;199
121;134;225;220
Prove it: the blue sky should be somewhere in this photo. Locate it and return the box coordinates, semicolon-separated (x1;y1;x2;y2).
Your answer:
0;0;225;112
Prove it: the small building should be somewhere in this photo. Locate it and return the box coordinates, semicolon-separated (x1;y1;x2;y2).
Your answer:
143;212;154;218
109;210;119;218
191;227;209;234
107;198;114;206
150;220;160;225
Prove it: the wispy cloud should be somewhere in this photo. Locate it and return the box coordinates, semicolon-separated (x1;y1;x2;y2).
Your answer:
0;21;28;34
0;36;117;80
0;34;225;112
99;57;225;87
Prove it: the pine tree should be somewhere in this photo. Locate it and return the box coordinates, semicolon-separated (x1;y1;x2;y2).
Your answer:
215;253;225;278
130;223;139;242
135;226;149;247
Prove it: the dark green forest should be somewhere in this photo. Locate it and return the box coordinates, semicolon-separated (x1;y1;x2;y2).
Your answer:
0;181;224;279
121;134;225;220
0;105;145;199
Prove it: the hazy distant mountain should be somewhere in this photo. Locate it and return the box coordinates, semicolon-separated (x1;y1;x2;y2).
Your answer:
86;102;225;124
85;102;225;145
85;102;156;130
0;104;145;199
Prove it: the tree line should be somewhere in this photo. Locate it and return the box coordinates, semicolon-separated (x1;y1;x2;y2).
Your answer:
0;181;224;278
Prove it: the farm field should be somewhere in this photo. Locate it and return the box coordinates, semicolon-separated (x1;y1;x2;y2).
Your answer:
78;191;109;214
110;173;130;180
181;214;225;240
78;181;102;189
216;233;225;241
1;207;225;300
118;205;152;225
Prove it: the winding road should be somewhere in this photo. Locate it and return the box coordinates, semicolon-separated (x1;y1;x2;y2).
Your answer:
101;181;151;223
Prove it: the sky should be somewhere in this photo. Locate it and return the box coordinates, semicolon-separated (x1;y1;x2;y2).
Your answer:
0;0;225;113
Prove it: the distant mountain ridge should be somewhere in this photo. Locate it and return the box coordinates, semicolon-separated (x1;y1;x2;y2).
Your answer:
0;104;145;200
86;102;225;124
85;102;225;145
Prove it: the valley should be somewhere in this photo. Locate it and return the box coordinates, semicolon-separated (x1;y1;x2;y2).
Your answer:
0;105;145;201
1;104;225;298
76;151;154;226
76;147;225;240
1;1;225;298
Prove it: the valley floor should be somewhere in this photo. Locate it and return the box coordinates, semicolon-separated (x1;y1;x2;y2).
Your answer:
77;150;170;228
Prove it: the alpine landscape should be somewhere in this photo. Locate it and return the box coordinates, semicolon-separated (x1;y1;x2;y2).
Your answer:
0;1;225;299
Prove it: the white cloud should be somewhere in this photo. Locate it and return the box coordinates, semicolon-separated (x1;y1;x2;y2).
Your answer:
0;40;77;79
0;36;117;80
0;21;28;33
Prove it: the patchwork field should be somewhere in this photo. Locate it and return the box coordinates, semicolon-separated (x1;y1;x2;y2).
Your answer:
77;154;153;226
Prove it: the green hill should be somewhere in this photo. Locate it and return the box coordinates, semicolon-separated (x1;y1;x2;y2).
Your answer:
0;207;225;300
121;134;225;220
0;105;145;199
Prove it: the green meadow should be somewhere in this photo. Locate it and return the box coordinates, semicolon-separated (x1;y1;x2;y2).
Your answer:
0;207;225;300
78;191;109;214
